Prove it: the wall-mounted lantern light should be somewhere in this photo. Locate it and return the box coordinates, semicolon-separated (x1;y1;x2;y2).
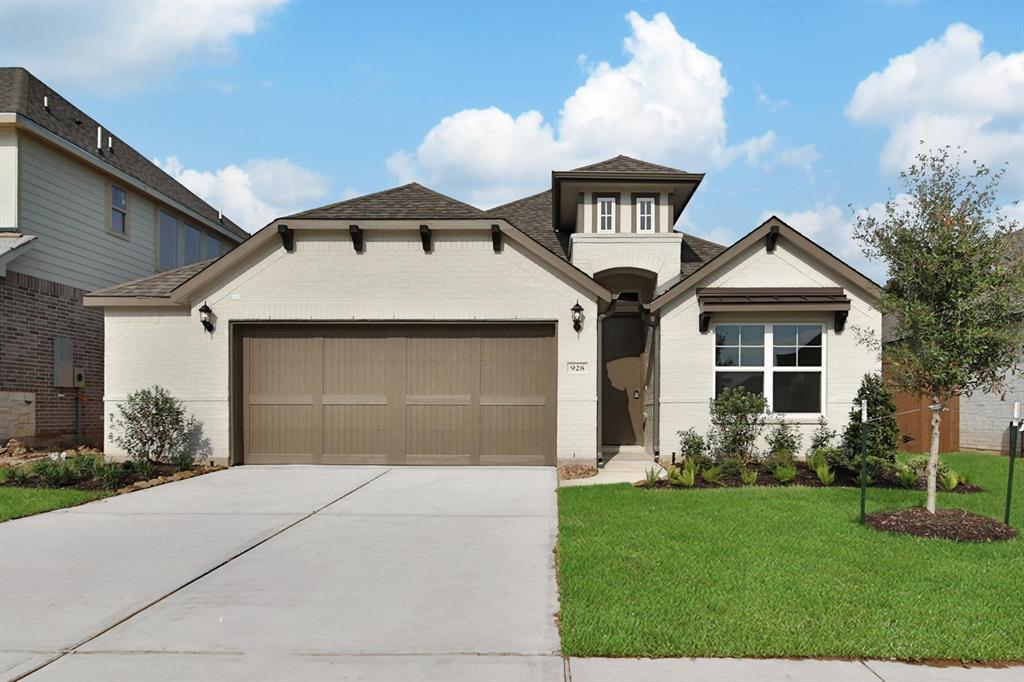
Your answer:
199;302;215;333
571;301;584;333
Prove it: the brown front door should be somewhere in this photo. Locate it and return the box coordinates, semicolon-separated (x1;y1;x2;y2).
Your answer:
239;324;556;465
601;316;646;446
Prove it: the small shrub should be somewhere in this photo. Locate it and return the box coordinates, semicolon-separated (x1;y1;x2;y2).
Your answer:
127;458;155;481
939;470;960;492
719;455;745;479
32;458;74;487
805;449;827;472
840;374;900;473
763;450;795;473
677;428;712;469
773;463;797;485
96;461;124;490
896;466;918;489
809;416;836;452
668;464;696;488
906;455;952;481
643;466;660;489
701;465;723;486
6;465;31;485
110;386;205;466
707;387;770;464
740;468;758;486
815;463;835;486
69;454;101;480
767;418;802;458
958;471;973;487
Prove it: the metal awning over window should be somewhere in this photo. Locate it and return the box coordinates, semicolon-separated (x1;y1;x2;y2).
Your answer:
696;288;852;332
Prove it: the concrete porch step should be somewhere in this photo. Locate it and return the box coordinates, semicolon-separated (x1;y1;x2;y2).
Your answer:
600;445;650;461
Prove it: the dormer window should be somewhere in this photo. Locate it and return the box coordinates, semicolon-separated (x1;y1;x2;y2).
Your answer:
598;196;616;232
637;197;654;232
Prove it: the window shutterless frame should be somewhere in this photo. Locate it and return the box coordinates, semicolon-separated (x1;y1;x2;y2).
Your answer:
712;322;827;419
597;196;616;233
636;197;655;232
107;183;129;239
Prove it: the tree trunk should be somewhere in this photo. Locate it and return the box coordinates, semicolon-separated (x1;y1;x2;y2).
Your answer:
926;400;943;514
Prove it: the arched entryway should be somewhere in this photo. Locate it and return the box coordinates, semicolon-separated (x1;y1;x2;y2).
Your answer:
595;268;657;458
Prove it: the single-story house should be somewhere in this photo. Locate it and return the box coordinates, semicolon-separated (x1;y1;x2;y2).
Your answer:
85;156;882;466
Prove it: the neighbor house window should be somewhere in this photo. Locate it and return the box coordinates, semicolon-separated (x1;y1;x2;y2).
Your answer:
110;186;127;235
183;224;202;265
714;323;824;414
598;197;616;232
158;210;178;270
637;197;654;232
202;232;221;260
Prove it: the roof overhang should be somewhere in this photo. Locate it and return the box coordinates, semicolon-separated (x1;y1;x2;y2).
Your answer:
550;170;704;232
85;218;612;308
650;217;882;313
0;113;245;245
0;234;36;276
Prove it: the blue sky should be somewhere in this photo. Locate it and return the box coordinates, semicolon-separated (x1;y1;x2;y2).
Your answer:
2;1;1022;278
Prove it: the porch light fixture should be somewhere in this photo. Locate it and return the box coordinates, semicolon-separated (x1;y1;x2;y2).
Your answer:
571;301;584;333
199;302;214;333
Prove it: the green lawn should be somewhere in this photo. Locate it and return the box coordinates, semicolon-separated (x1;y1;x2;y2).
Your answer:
557;452;1024;661
0;486;109;522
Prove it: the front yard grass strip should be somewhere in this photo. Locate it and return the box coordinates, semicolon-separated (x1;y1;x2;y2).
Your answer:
557;453;1024;661
0;486;109;522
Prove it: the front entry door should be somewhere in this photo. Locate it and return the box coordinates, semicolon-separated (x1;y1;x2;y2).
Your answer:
601;316;646;446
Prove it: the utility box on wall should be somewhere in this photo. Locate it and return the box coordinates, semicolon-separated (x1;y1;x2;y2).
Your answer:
53;337;74;388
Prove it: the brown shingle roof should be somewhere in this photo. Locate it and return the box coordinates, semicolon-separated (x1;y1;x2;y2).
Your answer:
286;182;486;221
569;155;690;175
0;68;247;241
487;190;569;259
89;260;214;298
681;233;727;277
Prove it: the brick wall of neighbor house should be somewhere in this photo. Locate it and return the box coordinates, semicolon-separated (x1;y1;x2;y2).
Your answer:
0;270;103;447
959;356;1024;454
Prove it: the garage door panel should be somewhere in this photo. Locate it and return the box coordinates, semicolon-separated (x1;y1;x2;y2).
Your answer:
240;324;555;465
322;404;391;464
247;405;320;464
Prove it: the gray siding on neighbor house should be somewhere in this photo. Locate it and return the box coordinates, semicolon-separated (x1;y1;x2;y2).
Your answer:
15;134;160;291
960;350;1024;454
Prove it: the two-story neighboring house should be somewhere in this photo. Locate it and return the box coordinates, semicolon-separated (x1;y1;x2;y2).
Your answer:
0;67;248;448
87;156;882;467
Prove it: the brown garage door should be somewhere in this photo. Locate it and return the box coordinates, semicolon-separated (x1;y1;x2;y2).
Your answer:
238;324;556;466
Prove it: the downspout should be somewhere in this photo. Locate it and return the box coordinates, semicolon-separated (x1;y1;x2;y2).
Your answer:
640;304;660;462
596;308;605;468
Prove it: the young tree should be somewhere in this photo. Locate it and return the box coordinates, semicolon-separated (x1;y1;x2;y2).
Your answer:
853;147;1024;513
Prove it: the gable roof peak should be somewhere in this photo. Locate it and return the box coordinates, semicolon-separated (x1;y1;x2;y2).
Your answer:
285;181;486;221
567;154;692;175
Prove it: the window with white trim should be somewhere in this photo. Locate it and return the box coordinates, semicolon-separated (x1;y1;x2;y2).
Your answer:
714;323;824;414
598;196;615;232
637;197;654;232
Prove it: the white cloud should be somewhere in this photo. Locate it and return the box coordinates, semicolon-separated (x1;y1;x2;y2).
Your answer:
847;23;1024;180
755;85;789;112
777;144;822;180
156;156;331;232
1;0;285;92
388;11;778;207
766;196;914;283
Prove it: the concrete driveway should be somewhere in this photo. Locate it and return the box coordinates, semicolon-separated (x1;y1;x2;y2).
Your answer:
0;466;561;681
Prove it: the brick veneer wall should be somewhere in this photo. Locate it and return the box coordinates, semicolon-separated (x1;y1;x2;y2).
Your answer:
959;354;1024;455
0;270;103;447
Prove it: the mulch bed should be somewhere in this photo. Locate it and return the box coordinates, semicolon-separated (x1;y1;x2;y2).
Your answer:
1;459;224;493
639;461;981;493
559;462;598;481
867;507;1018;543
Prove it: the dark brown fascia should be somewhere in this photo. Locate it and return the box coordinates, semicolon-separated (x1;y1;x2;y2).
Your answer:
550;170;705;231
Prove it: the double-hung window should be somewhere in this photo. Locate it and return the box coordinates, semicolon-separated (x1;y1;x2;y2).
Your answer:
597;197;616;232
714;323;824;415
110;186;128;235
637;197;654;232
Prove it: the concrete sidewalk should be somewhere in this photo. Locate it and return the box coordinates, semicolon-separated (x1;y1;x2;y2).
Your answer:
568;657;1021;681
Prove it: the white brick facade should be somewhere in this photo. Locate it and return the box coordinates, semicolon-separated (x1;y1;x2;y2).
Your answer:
959;354;1024;454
